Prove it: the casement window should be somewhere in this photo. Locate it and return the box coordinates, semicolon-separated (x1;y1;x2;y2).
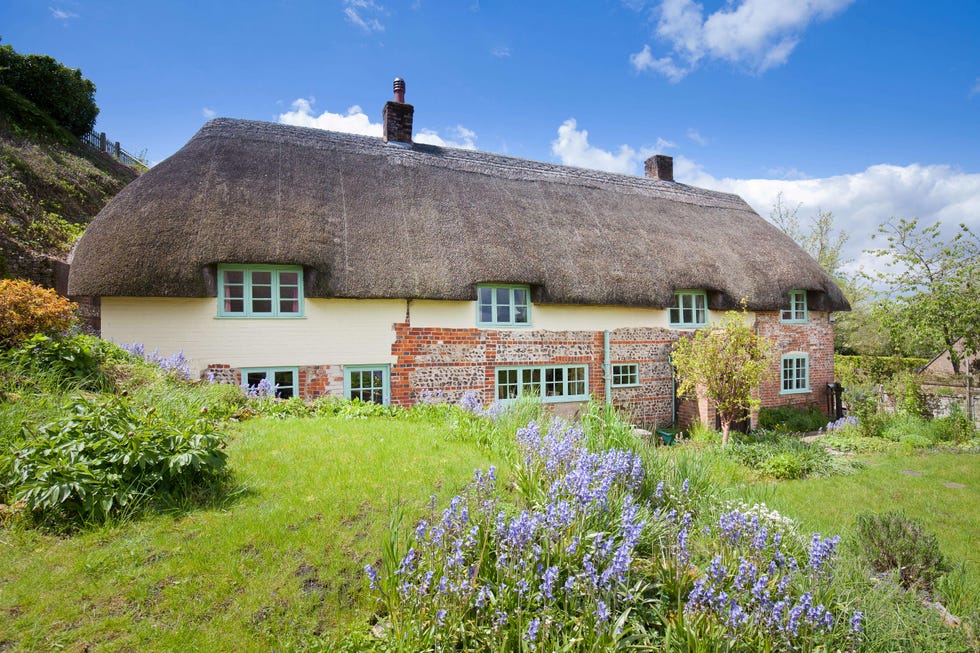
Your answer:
345;365;390;405
241;367;298;399
495;365;588;402
611;363;640;387
781;290;808;323
477;285;530;327
218;265;303;317
780;353;809;394
668;291;708;327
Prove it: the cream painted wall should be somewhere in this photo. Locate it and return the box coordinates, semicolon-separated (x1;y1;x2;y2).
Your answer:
409;299;751;331
101;297;405;376
102;296;756;378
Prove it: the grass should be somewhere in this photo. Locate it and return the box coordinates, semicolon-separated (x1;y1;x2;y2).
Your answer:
747;450;980;613
0;415;504;652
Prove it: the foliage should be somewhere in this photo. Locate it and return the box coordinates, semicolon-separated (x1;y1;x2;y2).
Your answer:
867;218;980;373
888;370;927;418
729;431;859;480
835;354;929;389
758;404;830;433
853;511;951;593
0;279;77;348
672;310;773;446
3;333;108;390
119;342;192;379
769;193;848;281
1;393;227;525
0;43;99;137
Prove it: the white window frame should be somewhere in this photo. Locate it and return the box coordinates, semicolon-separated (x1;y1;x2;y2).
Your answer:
240;367;299;399
476;285;531;327
611;363;640;387
344;365;391;405
781;290;808;323
218;264;304;318
495;365;589;403
780;352;810;394
668;290;708;328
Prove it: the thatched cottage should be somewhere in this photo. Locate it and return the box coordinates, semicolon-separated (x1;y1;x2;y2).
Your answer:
68;80;849;427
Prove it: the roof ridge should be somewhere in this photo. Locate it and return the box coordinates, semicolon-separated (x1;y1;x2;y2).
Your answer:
198;118;750;212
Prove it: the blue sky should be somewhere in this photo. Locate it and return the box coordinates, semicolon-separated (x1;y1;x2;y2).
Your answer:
3;0;979;271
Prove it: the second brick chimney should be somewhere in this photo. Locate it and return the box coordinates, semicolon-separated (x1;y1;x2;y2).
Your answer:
383;78;414;144
644;154;674;182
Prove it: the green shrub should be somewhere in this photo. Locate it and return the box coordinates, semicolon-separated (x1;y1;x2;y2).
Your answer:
1;393;227;525
820;434;899;454
846;386;885;438
758;404;830;432
881;412;932;443
890;370;928;418
930;406;976;444
730;431;858;479
836;354;930;388
0;43;99;137
854;511;950;593
0;279;77;348
4;333;108;390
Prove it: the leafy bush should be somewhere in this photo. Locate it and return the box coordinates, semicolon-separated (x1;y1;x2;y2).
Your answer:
758;404;830;433
0;279;77;348
889;370;928;418
1;393;227;524
0;43;99;137
730;431;857;480
853;511;950;593
930;405;976;444
836;355;930;389
4;333;108;390
819;434;899;454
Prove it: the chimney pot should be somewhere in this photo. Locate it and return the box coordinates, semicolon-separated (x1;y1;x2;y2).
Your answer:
644;154;674;182
383;77;414;144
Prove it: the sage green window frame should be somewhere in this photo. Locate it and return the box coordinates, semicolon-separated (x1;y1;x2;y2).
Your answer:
781;290;808;323
344;365;391;405
495;364;589;403
668;290;708;327
218;264;304;318
611;363;640;387
780;353;810;394
476;284;531;327
240;367;299;399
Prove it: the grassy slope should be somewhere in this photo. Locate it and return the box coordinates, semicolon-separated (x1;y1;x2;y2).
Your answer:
0;84;138;278
0;416;503;652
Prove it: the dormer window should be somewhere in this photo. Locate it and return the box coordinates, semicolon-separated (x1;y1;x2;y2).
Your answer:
669;291;707;327
218;265;303;317
781;290;808;323
477;285;530;327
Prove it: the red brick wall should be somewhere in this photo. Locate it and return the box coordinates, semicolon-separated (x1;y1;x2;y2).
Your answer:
756;310;835;414
390;322;679;426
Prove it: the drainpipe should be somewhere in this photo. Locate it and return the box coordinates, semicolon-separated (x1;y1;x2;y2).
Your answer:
603;330;611;405
669;352;677;426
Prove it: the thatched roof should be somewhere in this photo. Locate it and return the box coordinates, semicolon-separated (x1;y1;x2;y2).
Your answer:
68;118;849;312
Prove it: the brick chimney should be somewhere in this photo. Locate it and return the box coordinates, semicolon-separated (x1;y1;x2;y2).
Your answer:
644;154;673;182
383;78;414;144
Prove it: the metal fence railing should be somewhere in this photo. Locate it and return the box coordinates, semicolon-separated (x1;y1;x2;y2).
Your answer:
82;131;148;170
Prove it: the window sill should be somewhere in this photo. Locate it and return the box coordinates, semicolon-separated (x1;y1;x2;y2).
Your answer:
780;388;811;395
780;319;809;325
215;315;307;320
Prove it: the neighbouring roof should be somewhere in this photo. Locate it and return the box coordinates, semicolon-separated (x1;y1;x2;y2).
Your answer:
68;118;850;312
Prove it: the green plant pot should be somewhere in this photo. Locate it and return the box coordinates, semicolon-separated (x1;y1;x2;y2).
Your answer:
657;429;676;446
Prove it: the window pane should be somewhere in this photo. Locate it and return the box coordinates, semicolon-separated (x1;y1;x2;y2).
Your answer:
252;284;272;299
496;304;511;323
279;271;299;286
246;371;266;386
252;299;273;313
224;270;244;284
225;285;244;299
514;304;528;324
224;298;244;313
252;271;272;285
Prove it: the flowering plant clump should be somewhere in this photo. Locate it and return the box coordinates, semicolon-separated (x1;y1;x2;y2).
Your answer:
675;506;862;652
120;342;192;380
823;415;858;432
366;419;654;650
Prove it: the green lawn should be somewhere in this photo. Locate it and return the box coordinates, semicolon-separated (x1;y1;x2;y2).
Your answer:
748;450;980;610
0;416;503;652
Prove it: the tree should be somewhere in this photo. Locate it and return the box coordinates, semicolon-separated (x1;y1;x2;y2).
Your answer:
867;218;980;375
671;310;773;446
0;43;99;137
769;193;848;281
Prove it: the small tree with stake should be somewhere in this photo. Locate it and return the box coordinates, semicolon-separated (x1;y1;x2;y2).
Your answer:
671;310;773;446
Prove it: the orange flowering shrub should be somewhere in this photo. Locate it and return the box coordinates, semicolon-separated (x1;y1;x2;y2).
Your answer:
0;279;77;348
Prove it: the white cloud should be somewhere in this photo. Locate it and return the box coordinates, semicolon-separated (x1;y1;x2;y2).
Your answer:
50;7;78;20
970;77;980;98
344;0;385;32
202;107;217;119
686;128;707;145
551;119;673;174
630;0;855;80
491;46;512;58
675;161;980;274
277;99;478;148
279;99;383;136
416;125;478;150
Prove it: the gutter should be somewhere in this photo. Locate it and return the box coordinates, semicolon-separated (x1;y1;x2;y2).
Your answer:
603;330;611;405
